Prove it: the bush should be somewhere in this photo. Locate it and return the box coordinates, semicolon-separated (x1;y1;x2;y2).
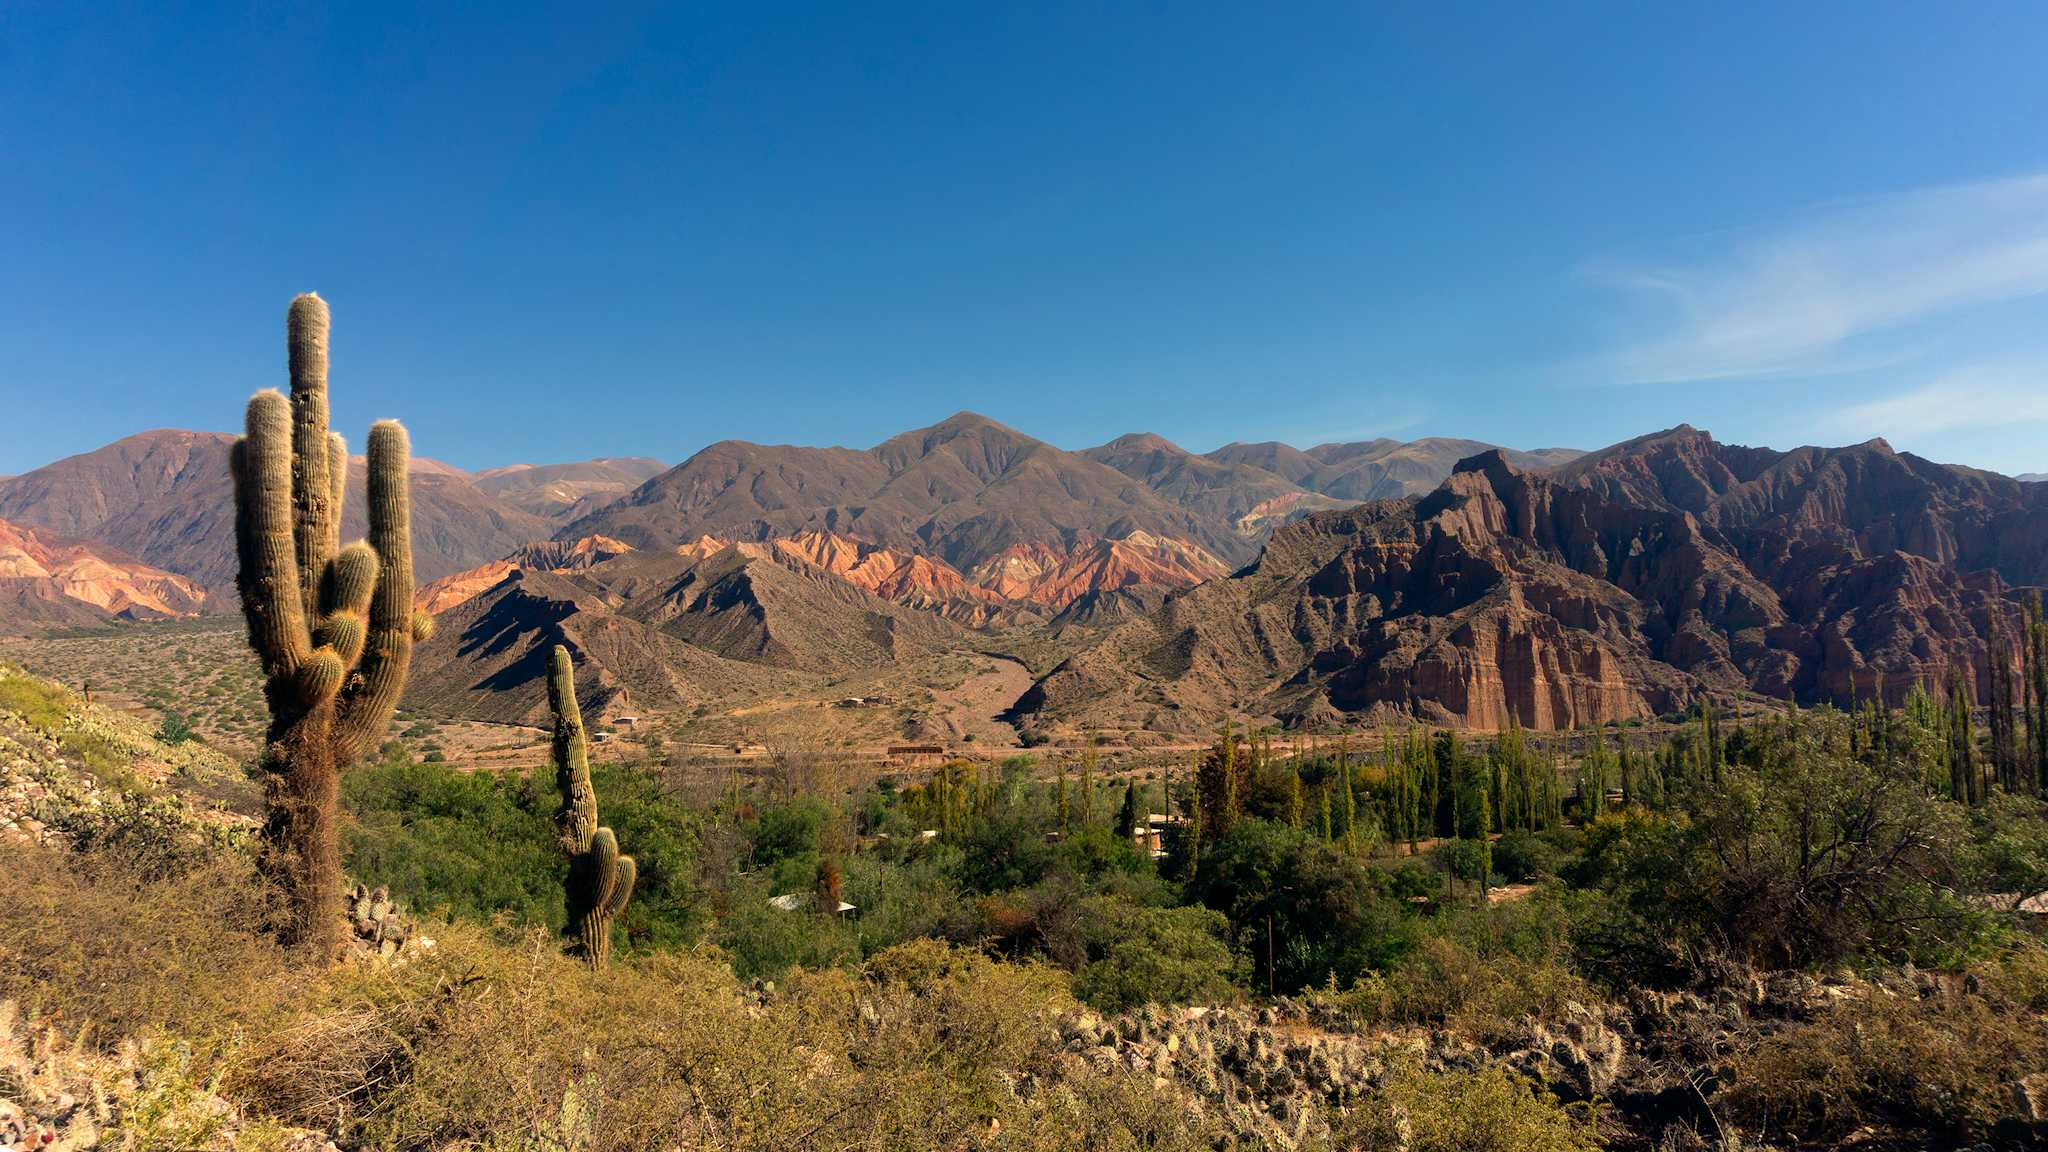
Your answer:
0;841;289;1043
154;710;196;746
1569;714;1984;971
0;666;69;729
1435;837;1492;886
1339;894;1592;1044
1332;1054;1599;1151
1189;819;1413;993
342;754;707;951
1073;900;1238;1012
1492;829;1562;883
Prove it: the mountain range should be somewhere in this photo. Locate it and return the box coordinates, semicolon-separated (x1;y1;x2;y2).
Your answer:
7;413;2040;736
0;415;1575;622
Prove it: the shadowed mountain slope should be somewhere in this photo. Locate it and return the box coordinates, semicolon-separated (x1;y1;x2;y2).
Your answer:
407;538;971;720
405;567;784;725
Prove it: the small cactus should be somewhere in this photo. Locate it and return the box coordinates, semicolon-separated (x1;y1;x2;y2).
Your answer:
549;645;634;966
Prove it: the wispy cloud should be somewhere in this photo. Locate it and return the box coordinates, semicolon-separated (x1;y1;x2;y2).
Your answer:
1579;173;2048;384
1834;361;2048;439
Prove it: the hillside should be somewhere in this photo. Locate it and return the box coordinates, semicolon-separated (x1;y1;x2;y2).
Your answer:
1079;432;1350;535
0;517;206;631
562;412;1256;569
405;567;782;725
0;431;555;595
1015;428;2048;735
472;457;667;522
1204;437;1583;502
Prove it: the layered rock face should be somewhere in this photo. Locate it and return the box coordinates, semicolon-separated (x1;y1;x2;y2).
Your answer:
0;517;205;623
1016;429;2047;732
415;527;1228;626
413;535;636;613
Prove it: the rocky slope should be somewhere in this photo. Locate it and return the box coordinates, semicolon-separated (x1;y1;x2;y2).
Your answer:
0;518;205;630
405;567;781;725
413;535;635;613
415;526;1232;631
1080;433;1350;540
406;539;968;722
1016;428;2048;733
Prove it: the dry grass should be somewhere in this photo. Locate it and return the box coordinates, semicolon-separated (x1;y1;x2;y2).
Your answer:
1724;948;2048;1144
0;843;290;1042
0;840;1223;1151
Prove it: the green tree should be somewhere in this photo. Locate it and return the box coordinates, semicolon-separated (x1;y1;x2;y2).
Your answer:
1115;778;1141;840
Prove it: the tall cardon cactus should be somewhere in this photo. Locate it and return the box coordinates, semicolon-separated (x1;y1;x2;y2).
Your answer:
549;644;635;966
233;293;430;958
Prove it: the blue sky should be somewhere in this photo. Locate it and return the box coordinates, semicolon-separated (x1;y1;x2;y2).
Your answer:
5;3;2048;476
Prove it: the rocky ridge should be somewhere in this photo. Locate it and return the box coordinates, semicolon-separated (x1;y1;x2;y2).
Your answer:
413;527;1230;628
1017;428;2048;733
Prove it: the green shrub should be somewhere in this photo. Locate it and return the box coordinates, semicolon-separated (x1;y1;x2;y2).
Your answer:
63;728;149;794
1073;900;1238;1012
1492;829;1561;882
1188;819;1413;993
153;710;195;745
341;754;706;950
1340;895;1592;1045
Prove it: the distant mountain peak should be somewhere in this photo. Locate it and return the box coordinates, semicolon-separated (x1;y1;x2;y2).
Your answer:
1097;432;1184;454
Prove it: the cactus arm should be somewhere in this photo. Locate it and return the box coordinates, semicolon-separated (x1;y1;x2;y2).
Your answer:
605;854;636;921
234;390;312;675
315;540;378;665
334;419;415;763
326;431;348;555
588;827;621;912
287;294;336;619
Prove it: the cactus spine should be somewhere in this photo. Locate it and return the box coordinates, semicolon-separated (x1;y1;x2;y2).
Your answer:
234;293;426;959
549;644;635;966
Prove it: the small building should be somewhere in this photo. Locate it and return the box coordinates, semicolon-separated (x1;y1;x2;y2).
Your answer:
613;716;639;728
1132;813;1181;859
